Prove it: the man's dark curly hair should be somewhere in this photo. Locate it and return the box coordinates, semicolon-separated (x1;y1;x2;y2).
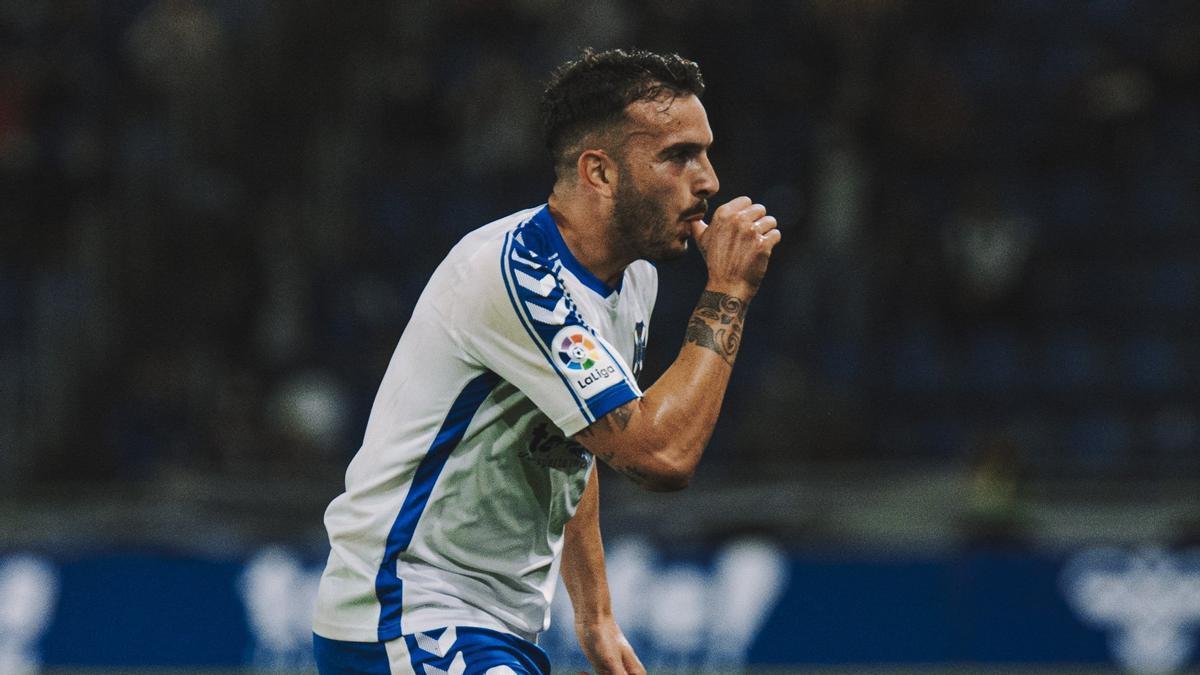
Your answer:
541;47;705;177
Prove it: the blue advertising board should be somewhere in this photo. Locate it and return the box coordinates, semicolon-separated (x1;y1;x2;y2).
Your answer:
0;541;1196;672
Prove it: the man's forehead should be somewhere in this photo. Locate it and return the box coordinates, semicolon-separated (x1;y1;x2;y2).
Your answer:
622;94;712;145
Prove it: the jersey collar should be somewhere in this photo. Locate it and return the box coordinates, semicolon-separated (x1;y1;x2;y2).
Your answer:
531;205;622;297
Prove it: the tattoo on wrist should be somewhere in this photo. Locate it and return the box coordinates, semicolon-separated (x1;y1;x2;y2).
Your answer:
685;290;747;365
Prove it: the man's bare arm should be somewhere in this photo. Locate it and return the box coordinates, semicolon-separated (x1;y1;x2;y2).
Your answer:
575;403;650;487
573;197;780;491
561;469;645;674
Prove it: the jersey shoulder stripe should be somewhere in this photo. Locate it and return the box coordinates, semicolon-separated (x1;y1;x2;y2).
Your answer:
500;224;593;424
499;207;639;424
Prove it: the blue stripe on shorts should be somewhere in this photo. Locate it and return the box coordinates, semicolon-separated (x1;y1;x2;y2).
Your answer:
314;626;551;675
313;633;392;675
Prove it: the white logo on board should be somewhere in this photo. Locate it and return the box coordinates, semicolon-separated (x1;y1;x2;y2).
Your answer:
1062;547;1200;674
0;555;59;675
544;537;789;671
239;547;321;669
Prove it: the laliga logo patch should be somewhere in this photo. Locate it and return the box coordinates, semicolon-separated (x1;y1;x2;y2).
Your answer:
553;326;619;395
557;331;598;371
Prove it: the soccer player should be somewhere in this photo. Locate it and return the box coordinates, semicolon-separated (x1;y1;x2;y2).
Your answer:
312;48;781;675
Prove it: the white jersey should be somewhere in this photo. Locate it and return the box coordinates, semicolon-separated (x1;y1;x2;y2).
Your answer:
313;205;656;643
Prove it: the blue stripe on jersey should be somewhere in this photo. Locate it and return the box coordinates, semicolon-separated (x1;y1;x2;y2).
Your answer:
529;206;621;296
374;370;501;641
500;227;593;424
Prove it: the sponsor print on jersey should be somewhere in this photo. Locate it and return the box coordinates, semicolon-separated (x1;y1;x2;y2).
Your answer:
552;325;621;397
520;420;591;472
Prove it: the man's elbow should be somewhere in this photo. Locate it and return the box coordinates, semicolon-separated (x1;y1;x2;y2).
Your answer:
640;470;691;492
636;456;695;492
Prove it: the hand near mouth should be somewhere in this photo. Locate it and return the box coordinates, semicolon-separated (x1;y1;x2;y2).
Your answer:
691;195;780;298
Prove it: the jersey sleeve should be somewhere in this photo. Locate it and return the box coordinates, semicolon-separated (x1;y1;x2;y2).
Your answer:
455;228;642;437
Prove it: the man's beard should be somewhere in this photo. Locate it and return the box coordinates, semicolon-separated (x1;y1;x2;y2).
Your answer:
610;178;696;263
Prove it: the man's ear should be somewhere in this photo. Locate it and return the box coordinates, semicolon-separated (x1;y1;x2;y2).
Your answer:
576;149;618;199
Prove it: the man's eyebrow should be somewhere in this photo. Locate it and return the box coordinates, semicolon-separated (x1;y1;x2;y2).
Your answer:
656;141;707;159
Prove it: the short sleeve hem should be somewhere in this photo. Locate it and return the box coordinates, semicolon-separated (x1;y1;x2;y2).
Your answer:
552;380;640;437
587;380;639;420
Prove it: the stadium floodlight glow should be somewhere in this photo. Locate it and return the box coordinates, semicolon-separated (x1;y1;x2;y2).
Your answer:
1061;546;1200;674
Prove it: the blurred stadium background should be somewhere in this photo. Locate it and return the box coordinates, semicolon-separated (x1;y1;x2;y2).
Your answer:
2;0;1199;673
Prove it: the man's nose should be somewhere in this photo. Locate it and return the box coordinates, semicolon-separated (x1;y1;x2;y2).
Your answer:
695;155;719;198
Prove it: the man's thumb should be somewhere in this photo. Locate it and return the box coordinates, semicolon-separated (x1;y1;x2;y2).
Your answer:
689;218;708;242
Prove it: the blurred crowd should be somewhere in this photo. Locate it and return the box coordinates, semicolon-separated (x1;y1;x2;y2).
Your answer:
2;0;1198;504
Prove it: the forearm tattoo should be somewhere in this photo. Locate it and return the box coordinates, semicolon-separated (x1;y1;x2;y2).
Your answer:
575;403;648;485
607;402;634;430
594;447;650;487
685;290;747;366
575;402;633;439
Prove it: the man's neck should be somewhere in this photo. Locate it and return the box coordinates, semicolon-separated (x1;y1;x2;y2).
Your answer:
547;193;630;289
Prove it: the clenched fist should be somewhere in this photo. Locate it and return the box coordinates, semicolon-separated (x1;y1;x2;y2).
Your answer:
689;196;781;298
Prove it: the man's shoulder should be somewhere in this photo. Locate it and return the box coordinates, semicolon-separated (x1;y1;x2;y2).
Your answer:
426;205;547;316
437;206;544;281
449;206;543;261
